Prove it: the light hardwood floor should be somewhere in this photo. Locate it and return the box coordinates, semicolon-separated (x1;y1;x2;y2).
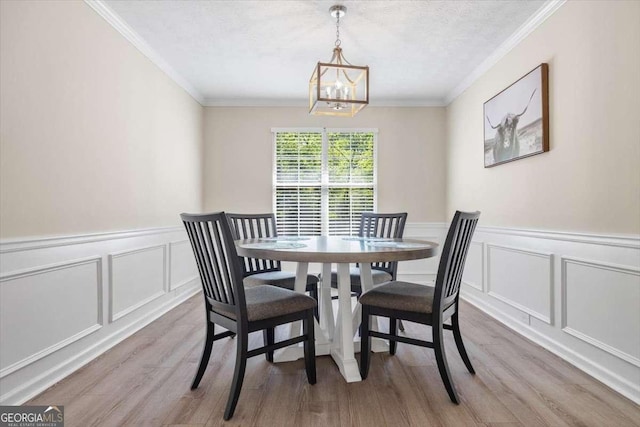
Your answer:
28;295;640;426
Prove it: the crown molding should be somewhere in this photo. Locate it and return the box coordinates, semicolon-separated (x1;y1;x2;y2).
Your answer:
444;0;566;105
84;0;564;109
202;98;446;108
203;98;306;108
370;98;446;107
83;0;205;105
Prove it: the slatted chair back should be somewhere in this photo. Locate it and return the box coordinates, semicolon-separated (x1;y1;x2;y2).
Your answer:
182;212;246;321
360;212;408;278
433;210;480;316
226;213;281;277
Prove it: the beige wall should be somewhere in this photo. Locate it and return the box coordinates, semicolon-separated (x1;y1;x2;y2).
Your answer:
0;1;203;238
446;0;640;234
4;0;637;238
203;107;446;222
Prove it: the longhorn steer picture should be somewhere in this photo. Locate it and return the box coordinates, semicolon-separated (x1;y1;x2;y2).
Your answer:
483;63;549;167
486;89;536;163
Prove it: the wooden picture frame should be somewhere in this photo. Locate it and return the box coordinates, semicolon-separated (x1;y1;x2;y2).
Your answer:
484;63;549;167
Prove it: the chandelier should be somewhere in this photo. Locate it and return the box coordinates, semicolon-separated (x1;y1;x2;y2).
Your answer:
309;5;369;117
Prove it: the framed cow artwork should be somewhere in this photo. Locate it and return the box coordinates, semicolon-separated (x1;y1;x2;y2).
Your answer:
483;63;549;167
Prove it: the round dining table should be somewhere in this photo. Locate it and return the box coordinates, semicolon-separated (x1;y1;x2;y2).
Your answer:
235;235;439;382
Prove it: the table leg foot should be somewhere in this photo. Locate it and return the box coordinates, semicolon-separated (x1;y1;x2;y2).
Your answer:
330;349;362;383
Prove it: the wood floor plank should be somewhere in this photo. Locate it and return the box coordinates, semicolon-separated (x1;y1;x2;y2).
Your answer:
410;365;483;426
579;382;640;423
118;362;197;426
27;335;158;406
373;354;440;427
294;400;341;427
476;363;572;427
204;388;265;427
347;380;390;427
26;295;640;427
248;371;305;427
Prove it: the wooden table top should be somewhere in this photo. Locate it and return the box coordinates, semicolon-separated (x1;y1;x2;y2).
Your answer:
235;236;439;263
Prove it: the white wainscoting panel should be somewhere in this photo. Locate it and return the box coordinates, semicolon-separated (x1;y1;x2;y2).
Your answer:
0;257;102;378
561;256;640;367
109;245;166;321
462;241;484;291
487;244;554;324
169;240;198;291
0;227;200;405
461;225;640;404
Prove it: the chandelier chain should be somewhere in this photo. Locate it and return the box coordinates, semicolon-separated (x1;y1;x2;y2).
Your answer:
335;11;341;47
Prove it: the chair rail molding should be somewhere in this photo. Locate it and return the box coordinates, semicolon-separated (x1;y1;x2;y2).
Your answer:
0;226;200;405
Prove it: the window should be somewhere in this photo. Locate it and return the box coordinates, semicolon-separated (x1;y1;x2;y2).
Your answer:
273;128;377;236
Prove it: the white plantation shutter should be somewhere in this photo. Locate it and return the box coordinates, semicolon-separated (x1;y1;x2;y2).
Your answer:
328;187;374;235
275;186;322;235
273;129;376;236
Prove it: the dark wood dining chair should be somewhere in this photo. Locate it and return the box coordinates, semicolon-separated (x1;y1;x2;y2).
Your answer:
359;210;480;404
227;213;320;322
329;212;408;291
329;212;408;330
182;212;316;420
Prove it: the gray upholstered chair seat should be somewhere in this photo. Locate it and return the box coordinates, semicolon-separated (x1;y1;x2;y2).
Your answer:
219;285;317;322
359;281;443;314
244;271;319;291
246;286;317;321
329;267;392;290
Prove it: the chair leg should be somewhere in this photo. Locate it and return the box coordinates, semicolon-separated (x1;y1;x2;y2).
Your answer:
359;305;372;379
398;319;405;332
452;312;475;374
303;309;317;384
224;329;248;420
263;328;274;362
433;322;459;404
389;318;398;355
309;285;319;321
191;321;215;390
356;290;363;337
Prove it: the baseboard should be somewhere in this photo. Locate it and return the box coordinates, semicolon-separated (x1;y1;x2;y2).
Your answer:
461;290;640;405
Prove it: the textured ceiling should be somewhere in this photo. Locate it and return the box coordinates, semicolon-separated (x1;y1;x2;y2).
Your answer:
102;0;547;105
